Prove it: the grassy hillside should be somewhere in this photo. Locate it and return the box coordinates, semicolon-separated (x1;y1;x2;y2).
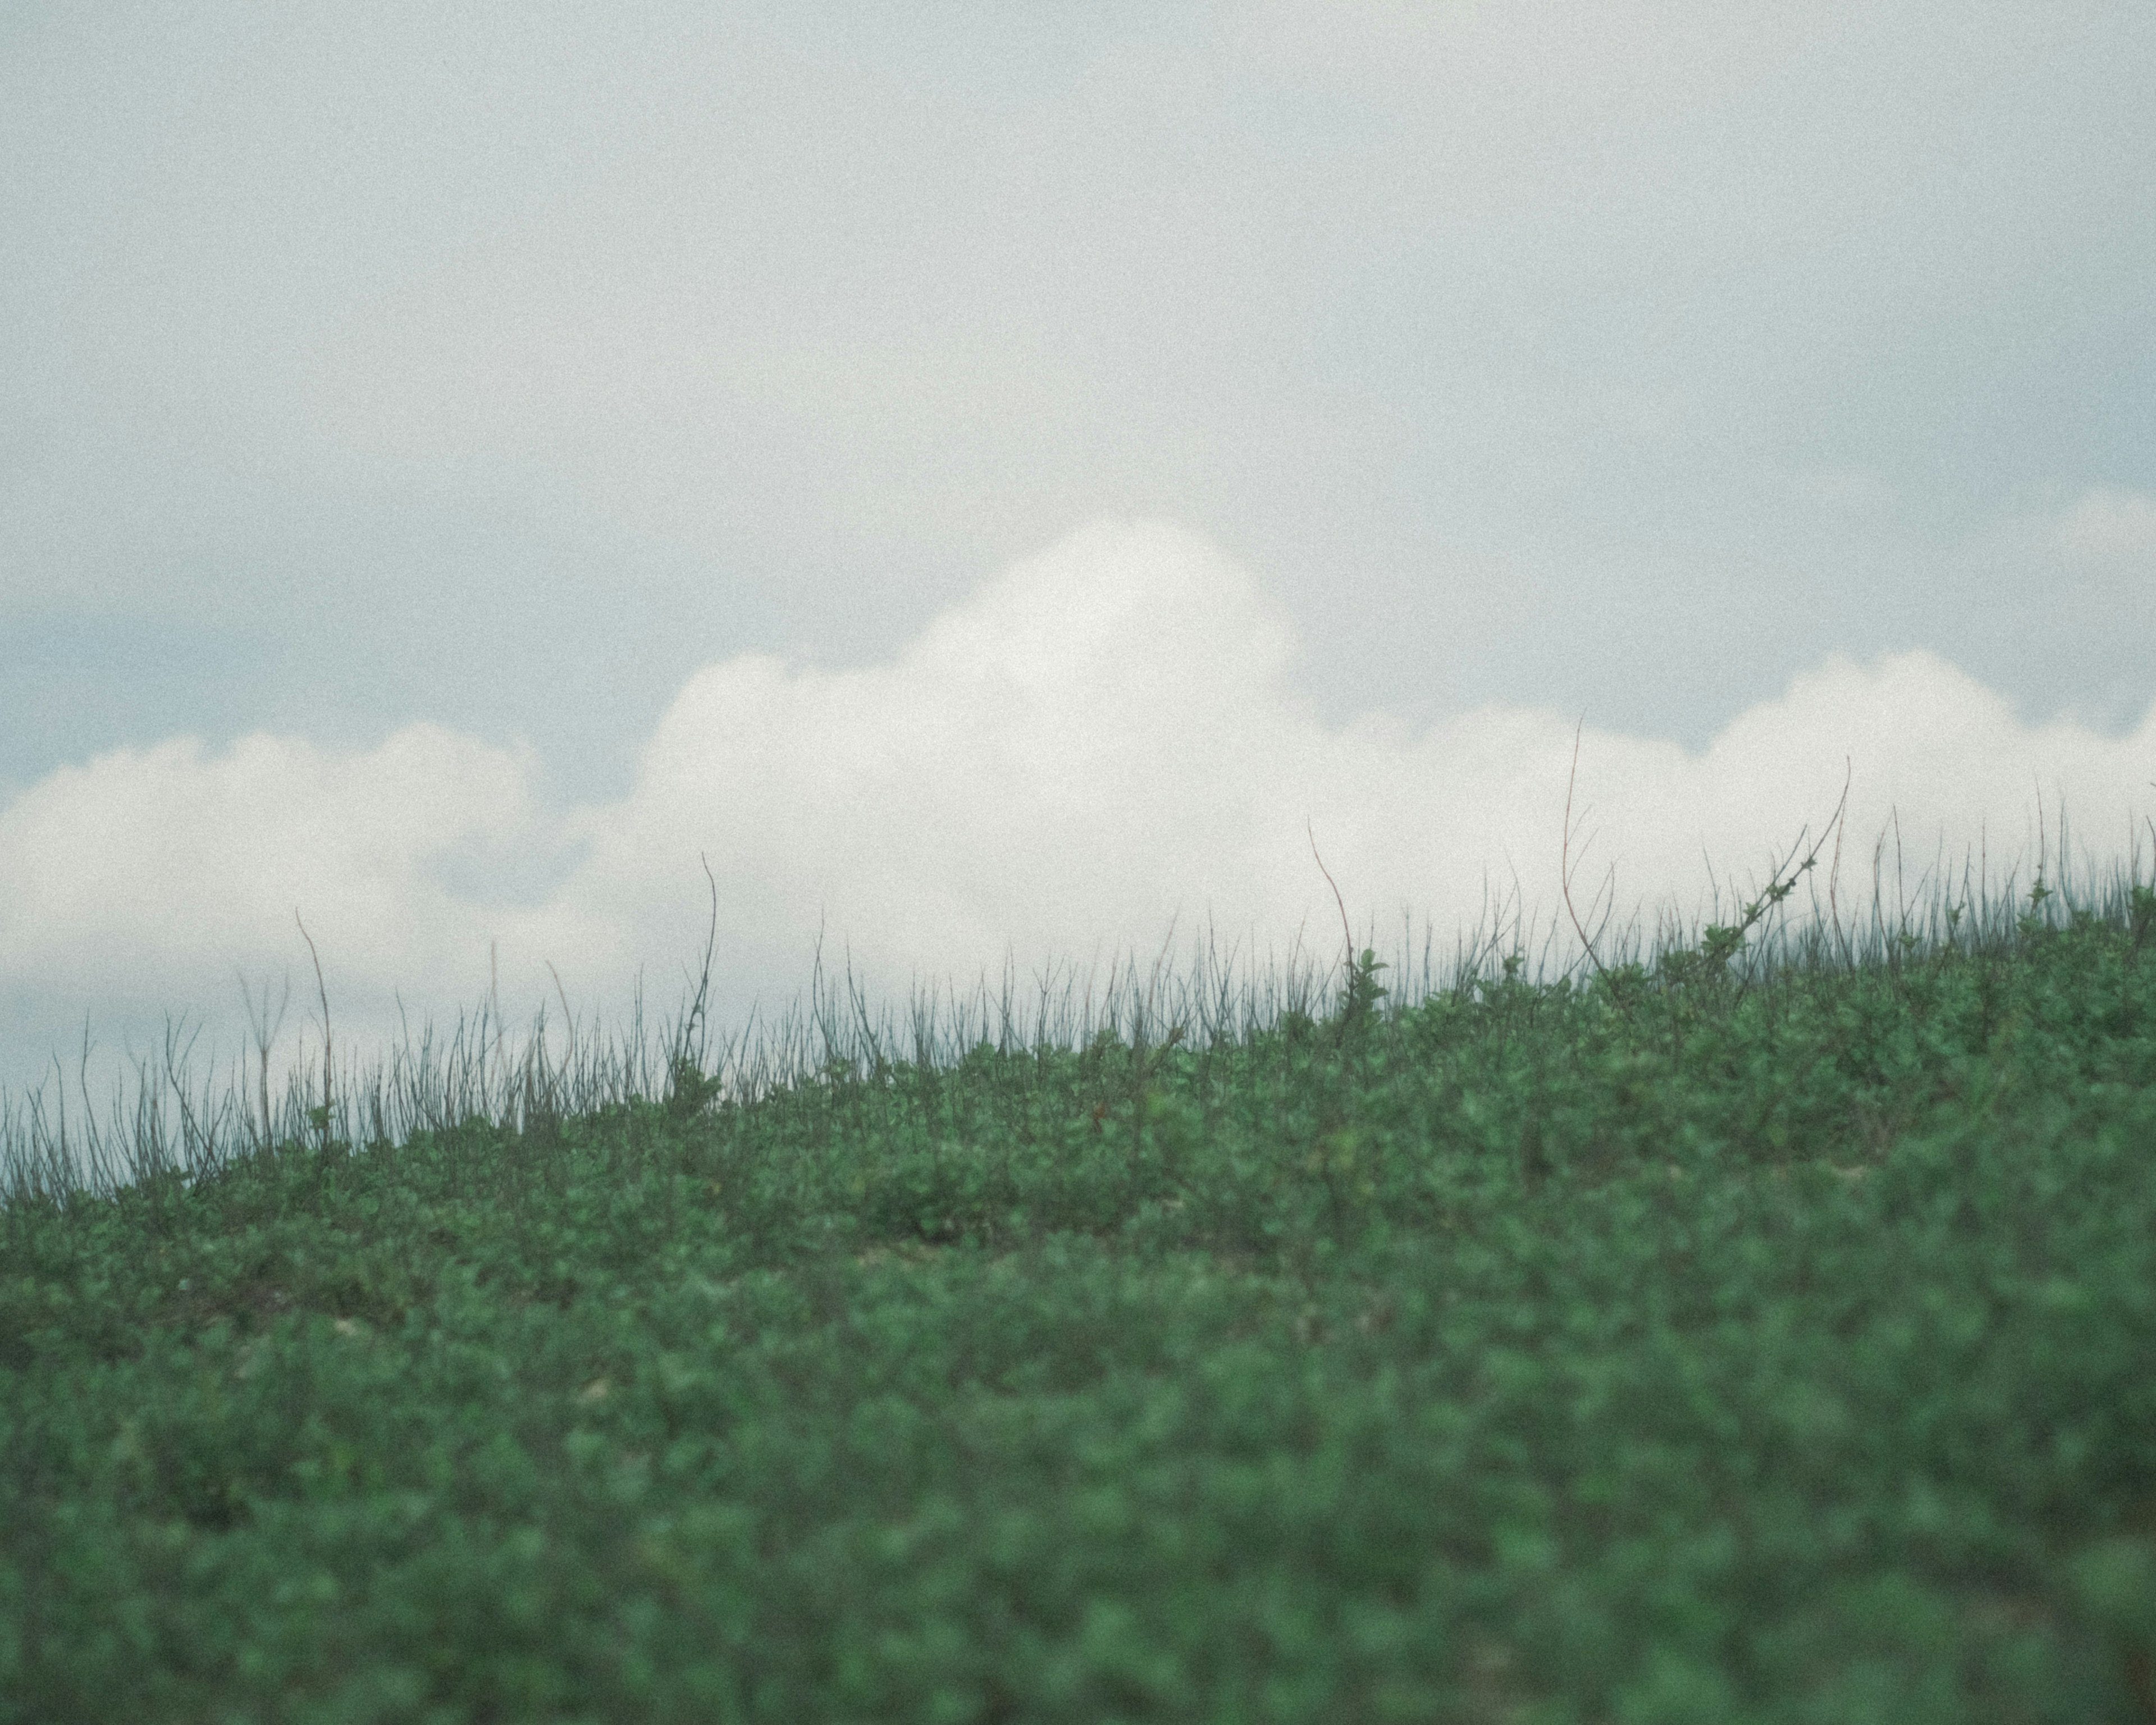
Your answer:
4;870;2155;1722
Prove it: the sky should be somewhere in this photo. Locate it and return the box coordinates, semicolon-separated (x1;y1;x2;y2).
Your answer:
3;1;2154;1107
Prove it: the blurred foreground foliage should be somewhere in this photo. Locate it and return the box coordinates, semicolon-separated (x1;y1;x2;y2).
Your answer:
4;897;2156;1722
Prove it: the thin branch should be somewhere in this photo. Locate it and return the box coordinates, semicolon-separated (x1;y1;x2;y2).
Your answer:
1307;818;1356;965
295;910;333;1143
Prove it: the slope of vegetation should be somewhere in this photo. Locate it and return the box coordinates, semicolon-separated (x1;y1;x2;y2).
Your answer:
4;869;2155;1723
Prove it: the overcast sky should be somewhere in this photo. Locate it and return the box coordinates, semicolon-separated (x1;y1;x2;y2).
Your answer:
4;2;2154;1105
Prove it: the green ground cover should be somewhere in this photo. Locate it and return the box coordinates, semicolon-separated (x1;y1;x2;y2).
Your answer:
4;878;2155;1722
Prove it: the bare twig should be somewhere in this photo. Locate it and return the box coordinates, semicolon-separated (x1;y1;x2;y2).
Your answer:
687;852;720;1057
236;966;291;1154
1307;818;1356;968
1826;756;1853;969
546;960;577;1071
295;910;333;1145
161;1012;211;1171
1725;763;1851;1000
1308;819;1388;1037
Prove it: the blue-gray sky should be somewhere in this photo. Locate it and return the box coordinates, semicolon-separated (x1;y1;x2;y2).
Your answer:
4;2;2154;1098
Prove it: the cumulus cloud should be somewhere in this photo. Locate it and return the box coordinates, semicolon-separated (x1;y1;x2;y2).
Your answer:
541;520;2154;999
0;725;560;1079
3;519;2153;1102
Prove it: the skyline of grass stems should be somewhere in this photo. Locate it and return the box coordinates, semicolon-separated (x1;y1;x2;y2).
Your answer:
4;797;2156;1719
4;802;2149;1209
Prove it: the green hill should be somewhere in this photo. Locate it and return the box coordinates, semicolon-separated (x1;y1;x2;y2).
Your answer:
5;875;2155;1722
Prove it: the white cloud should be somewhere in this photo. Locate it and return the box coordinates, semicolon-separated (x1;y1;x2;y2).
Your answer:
3;519;2153;1105
0;724;556;1060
